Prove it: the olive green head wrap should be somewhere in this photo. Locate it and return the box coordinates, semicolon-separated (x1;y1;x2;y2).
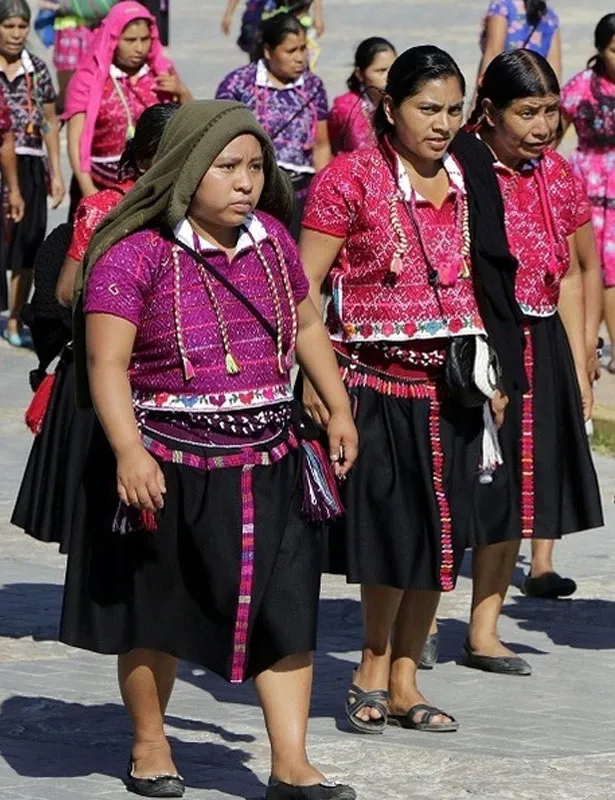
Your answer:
74;99;295;407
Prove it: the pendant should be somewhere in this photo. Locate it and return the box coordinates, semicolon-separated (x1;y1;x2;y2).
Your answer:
126;124;136;140
389;254;403;275
25;122;35;136
459;258;471;279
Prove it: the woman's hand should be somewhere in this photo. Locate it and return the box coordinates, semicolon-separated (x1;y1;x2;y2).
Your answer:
587;350;601;384
7;188;24;223
490;389;509;429
221;11;233;35
303;377;330;428
327;408;359;478
49;174;65;209
156;72;192;103
116;443;166;512
578;371;594;422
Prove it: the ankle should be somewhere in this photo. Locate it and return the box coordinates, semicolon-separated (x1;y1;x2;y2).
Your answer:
271;757;321;786
530;565;553;578
131;736;170;758
467;627;499;651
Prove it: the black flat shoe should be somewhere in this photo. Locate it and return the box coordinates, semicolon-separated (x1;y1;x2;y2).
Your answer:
126;760;185;798
522;572;577;599
460;640;532;676
266;778;357;799
419;631;439;670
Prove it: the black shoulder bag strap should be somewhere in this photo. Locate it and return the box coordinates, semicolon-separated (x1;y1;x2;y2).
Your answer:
172;235;278;342
268;85;323;142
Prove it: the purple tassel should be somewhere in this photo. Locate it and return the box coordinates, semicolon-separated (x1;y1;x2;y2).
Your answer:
300;440;344;521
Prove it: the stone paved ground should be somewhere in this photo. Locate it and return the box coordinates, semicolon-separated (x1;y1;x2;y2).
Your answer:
2;1;615;798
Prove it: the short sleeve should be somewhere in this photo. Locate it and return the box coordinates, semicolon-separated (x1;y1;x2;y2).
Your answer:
84;234;155;326
68;197;111;263
313;78;328;122
551;157;591;237
276;224;310;303
561;71;589;120
572;174;592;232
486;0;509;18
215;70;244;102
0;87;10;134
302;156;363;238
35;60;57;105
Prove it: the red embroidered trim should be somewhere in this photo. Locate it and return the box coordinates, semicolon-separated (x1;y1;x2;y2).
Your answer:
341;366;455;590
521;325;535;538
230;466;256;683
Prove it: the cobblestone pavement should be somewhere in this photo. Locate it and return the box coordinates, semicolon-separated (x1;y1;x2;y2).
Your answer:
2;1;615;798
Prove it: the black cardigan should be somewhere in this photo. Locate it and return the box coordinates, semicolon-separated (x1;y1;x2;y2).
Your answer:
450;129;528;396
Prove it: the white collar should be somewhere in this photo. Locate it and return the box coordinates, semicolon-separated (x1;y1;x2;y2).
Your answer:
395;152;466;203
255;58;305;89
173;214;268;255
109;63;150;79
1;49;34;78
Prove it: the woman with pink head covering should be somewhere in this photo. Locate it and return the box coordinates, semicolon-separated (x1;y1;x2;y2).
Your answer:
64;0;191;214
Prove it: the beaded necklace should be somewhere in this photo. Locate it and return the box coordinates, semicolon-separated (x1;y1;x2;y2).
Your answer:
170;225;298;381
388;159;471;284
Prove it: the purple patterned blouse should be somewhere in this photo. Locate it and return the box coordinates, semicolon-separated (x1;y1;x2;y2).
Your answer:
84;212;309;415
215;60;328;172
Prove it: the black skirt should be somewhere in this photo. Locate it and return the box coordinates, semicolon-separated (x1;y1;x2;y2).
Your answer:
11;349;96;553
3;155;48;272
471;314;604;547
328;379;483;592
59;427;322;683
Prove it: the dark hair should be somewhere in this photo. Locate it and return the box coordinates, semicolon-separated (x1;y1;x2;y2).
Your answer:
524;0;547;27
253;12;306;61
119;103;180;179
588;13;615;74
347;37;396;93
374;45;465;139
0;0;31;23
468;49;559;126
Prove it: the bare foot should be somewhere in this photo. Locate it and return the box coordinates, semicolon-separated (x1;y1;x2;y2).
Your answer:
131;740;178;778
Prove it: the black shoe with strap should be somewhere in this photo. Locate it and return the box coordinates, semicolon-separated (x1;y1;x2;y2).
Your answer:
522;572;577;599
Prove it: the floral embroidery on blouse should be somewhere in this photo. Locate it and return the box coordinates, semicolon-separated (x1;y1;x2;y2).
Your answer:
133;383;295;413
496;149;591;317
67;186;133;263
215;60;328;172
484;0;559;57
0;50;56;155
562;70;615;150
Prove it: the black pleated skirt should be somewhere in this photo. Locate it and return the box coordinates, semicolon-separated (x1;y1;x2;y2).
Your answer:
327;383;483;592
11;349;95;553
471;314;604;547
59;426;322;683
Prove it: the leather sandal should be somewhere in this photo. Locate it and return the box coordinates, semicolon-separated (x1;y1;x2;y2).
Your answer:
388;703;459;733
345;680;389;734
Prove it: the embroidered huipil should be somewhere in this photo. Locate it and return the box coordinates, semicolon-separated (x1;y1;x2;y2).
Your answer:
302;140;485;343
495;149;591;317
67;184;134;263
483;0;559;57
0;50;56;157
90;64;167;184
215;60;328;172
84;212;308;464
328;91;377;154
561;69;615;287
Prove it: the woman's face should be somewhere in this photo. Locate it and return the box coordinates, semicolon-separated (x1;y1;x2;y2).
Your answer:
265;32;308;82
357;49;396;94
189;135;265;229
385;76;464;162
0;16;29;58
484;94;560;164
114;20;152;72
599;34;615;81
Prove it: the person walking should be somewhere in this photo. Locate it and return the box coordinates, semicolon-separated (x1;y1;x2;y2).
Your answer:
328;37;396;154
216;12;331;238
60;99;358;800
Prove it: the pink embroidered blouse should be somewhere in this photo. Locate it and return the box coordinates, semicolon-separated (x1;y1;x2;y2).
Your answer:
328;91;377;154
302;140;485;342
495;149;591;317
83;212;309;414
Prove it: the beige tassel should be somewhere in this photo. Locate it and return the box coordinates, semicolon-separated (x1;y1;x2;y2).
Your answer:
225;352;242;375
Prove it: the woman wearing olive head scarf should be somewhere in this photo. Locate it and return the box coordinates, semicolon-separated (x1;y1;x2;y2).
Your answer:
60;100;358;800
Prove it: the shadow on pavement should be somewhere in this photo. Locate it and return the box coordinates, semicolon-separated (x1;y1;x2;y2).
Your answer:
0;582;62;640
0;695;263;798
502;595;615;650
